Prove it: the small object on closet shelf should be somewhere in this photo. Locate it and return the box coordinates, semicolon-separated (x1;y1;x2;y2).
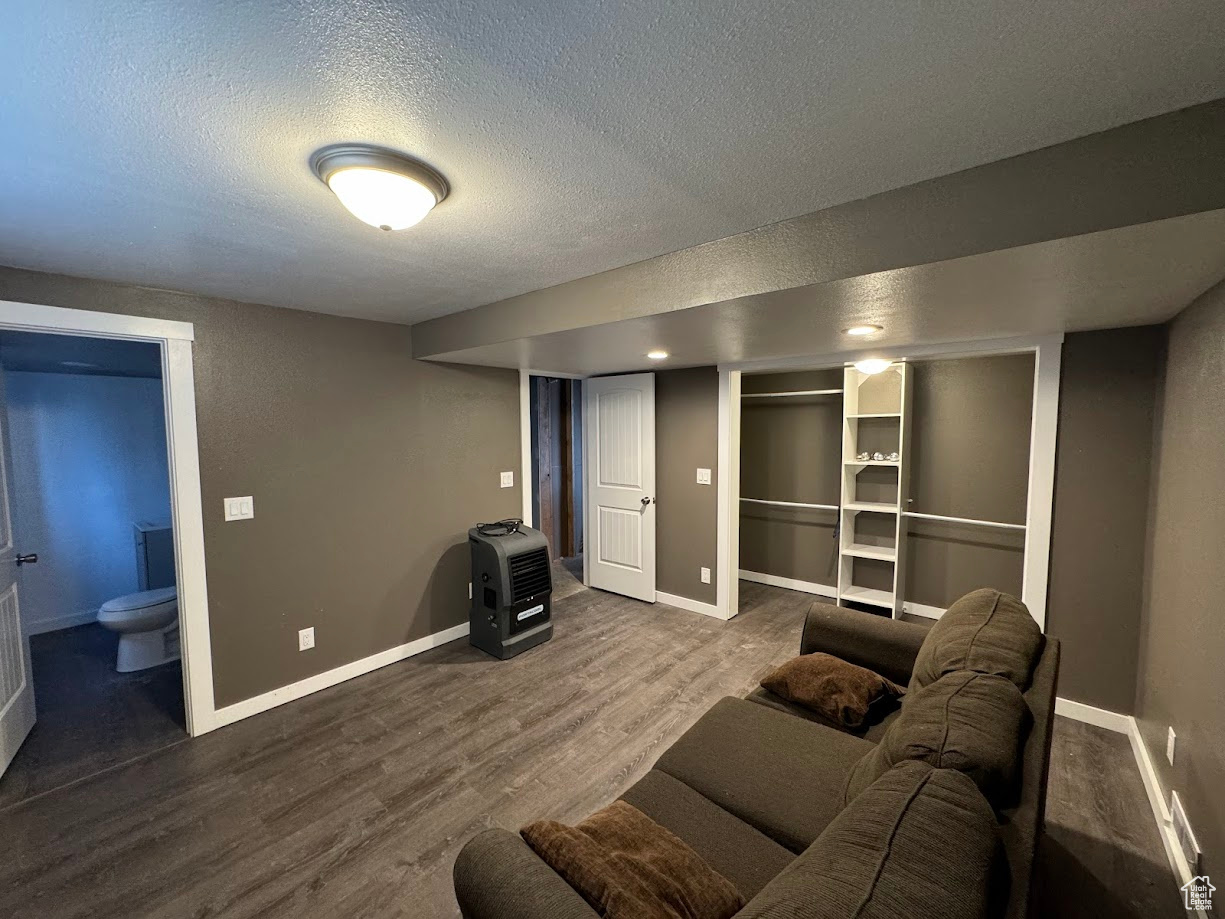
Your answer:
887;451;899;462
872;452;885;461
856;451;871;462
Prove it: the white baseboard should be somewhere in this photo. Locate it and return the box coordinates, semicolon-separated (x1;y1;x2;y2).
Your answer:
655;590;723;620
1126;716;1208;918
1054;697;1131;734
25;609;99;636
211;622;471;729
738;570;836;598
901;601;945;620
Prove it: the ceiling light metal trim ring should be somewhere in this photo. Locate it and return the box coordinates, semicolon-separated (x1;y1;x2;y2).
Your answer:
309;143;451;205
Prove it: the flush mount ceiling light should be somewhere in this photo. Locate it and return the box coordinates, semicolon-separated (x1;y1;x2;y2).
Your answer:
843;324;883;337
311;144;449;231
647;350;669;360
853;358;893;375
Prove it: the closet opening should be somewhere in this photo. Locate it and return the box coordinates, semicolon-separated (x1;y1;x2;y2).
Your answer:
736;348;1042;623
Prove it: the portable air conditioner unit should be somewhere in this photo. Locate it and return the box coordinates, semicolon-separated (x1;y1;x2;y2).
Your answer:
468;520;553;659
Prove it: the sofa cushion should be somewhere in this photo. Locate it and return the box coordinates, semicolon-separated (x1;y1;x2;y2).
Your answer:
655;697;874;853
843;670;1031;808
521;800;744;919
620;770;794;901
910;588;1042;692
737;761;1004;919
759;652;905;729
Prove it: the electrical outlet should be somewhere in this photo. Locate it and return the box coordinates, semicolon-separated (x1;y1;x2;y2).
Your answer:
1167;726;1177;765
298;627;315;651
500;471;514;488
700;566;711;584
224;496;254;521
696;468;712;485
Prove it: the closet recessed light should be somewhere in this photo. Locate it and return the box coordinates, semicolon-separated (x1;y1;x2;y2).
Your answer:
647;350;669;360
311;144;449;231
843;324;883;337
853;359;892;375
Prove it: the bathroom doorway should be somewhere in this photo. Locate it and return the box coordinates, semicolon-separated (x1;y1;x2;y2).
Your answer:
0;330;185;809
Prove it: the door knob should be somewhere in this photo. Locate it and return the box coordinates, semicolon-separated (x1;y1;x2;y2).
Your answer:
641;497;653;506
15;553;37;566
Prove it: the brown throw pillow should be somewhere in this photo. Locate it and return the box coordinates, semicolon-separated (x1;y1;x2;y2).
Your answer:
759;652;905;729
521;800;744;919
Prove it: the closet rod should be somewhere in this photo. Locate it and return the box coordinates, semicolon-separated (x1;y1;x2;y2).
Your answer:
903;511;1026;531
740;497;838;511
741;389;843;398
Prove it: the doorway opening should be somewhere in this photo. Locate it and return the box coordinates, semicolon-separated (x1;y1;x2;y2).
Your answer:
0;331;185;809
528;376;583;590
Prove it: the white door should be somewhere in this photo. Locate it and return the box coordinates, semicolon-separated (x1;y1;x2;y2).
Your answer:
585;373;656;602
0;367;35;779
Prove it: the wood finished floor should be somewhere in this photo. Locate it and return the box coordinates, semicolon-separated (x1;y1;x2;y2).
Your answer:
0;623;186;811
0;564;1181;918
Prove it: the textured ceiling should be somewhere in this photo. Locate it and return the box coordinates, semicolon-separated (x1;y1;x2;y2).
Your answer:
2;2;1224;324
427;211;1225;375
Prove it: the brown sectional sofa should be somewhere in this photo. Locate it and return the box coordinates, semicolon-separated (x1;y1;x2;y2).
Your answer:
454;592;1060;919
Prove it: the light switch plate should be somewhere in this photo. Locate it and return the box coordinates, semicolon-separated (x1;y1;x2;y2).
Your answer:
700;567;711;584
298;627;315;651
500;471;514;488
224;496;254;521
696;468;712;485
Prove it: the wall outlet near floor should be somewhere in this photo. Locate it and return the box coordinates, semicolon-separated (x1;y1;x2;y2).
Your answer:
500;471;514;488
1167;726;1176;765
298;627;315;651
224;496;254;521
1170;791;1202;875
700;566;711;584
696;467;712;485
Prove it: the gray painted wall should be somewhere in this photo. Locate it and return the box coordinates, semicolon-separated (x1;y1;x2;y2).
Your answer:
0;265;522;708
1046;327;1164;712
655;367;719;604
1135;281;1225;880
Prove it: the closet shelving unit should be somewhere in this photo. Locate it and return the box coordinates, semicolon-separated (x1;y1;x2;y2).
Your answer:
837;362;912;618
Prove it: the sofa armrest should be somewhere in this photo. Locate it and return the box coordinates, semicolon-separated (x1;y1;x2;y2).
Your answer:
454;828;600;919
799;601;929;685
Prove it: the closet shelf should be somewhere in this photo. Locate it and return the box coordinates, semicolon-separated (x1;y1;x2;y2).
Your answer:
841;543;897;562
839;586;895;608
844;460;900;467
742;389;843;399
844;501;898;514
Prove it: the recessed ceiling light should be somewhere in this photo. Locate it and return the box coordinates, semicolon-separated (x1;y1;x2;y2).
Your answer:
843;324;883;336
647;350;669;360
311;144;449;231
853;359;893;375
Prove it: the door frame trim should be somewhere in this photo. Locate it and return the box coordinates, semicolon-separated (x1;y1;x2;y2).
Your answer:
719;333;1063;629
0;299;217;736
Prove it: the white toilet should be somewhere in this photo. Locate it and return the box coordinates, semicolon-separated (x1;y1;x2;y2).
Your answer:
97;586;180;673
